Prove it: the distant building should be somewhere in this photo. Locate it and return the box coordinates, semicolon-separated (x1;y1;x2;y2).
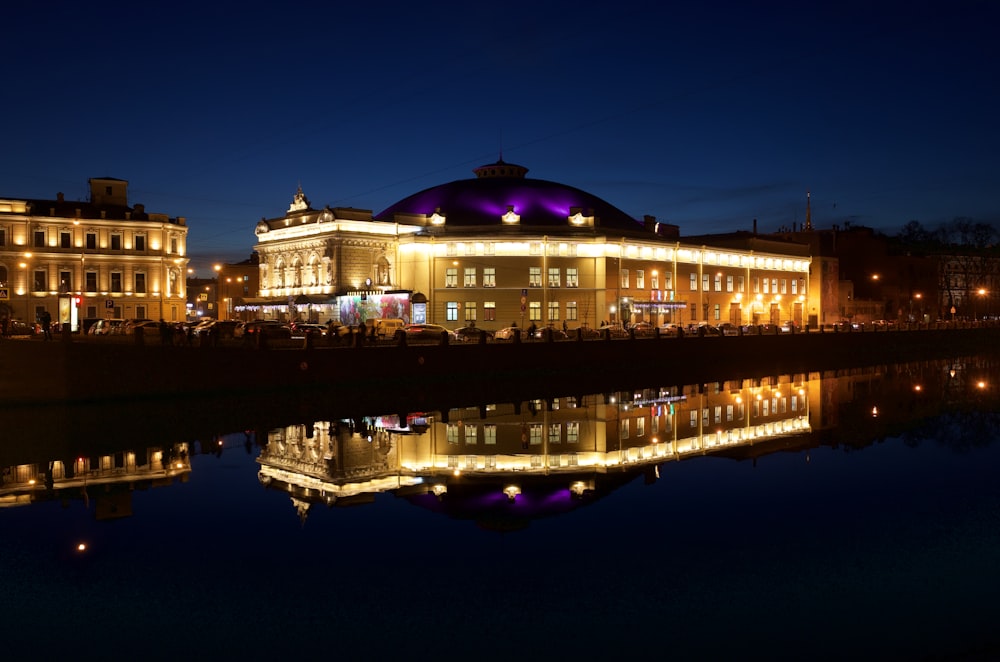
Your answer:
253;160;812;329
0;177;189;330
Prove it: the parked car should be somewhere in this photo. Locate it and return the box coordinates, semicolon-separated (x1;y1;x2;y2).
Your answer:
238;320;291;340
658;323;681;336
374;318;407;339
90;318;125;336
401;323;455;342
194;319;241;339
717;322;740;336
576;325;603;339
289;322;327;338
531;325;569;341
493;326;527;341
454;326;494;343
629;322;656;337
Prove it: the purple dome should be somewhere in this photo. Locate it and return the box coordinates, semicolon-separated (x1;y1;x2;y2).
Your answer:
375;160;643;233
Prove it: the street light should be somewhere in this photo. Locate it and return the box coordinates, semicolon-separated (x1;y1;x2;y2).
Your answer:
18;252;32;324
976;288;987;321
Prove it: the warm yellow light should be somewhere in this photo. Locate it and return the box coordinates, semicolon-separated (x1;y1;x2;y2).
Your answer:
977;381;986;389
77;543;87;552
432;484;447;497
503;485;521;501
914;385;922;392
214;264;222;273
872;406;879;417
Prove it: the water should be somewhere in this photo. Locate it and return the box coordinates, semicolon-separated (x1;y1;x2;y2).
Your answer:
2;358;998;659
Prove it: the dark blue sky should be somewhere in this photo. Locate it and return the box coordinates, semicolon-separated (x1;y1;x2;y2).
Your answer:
3;1;998;274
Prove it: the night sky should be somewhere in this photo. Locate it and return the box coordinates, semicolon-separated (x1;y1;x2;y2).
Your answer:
3;1;998;273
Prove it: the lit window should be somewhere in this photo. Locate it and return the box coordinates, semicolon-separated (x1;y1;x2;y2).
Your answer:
464;302;476;322
547;301;559;321
636;270;644;289
529;301;541;321
727;275;734;292
620;419;629;439
548;424;561;444
483;267;496;287
446;301;458;321
690;273;698;291
567;422;579;443
566;301;578;321
566;267;578;288
447;424;459;444
445;268;457;288
650;271;659;290
484;301;496;321
484;425;497;445
465;425;477;445
621;269;629;289
464;268;476;287
530;424;543;445
529;267;541;287
548;267;560;287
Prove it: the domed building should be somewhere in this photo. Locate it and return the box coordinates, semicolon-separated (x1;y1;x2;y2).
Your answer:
252;160;811;330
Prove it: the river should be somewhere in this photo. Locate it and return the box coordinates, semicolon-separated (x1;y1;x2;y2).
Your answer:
1;357;998;659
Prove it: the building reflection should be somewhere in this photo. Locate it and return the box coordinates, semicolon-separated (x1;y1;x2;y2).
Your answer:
1;356;996;525
0;443;192;518
256;357;999;527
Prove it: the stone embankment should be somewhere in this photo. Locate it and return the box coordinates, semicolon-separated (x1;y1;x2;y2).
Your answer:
2;324;998;417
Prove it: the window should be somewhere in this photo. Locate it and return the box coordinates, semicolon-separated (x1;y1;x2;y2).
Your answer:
85;272;97;292
530;424;543;445
781;278;788;294
547;301;559;321
34;230;45;247
636;270;644;289
0;228;5;246
791;279;798;294
136;305;145;319
32;269;45;291
636;417;645;437
548;267;560;287
484;301;496;321
134;235;146;252
548;424;561;444
60;231;71;248
86;232;97;250
763;278;769;294
446;301;458;321
170;237;178;253
529;267;541;287
445;268;457;288
484;425;497;445
620;269;629;289
529;301;541;321
690;273;698;291
567;422;579;443
620;419;629;439
464;302;476;322
714;273;722;291
772;278;778;294
110;234;122;250
0;265;6;285
464;268;476;287
447;424;459;444
738;275;745;292
726;275;734;292
702;273;710;291
753;276;759;293
566;301;578;321
483;267;496;288
135;273;146;294
651;271;659;290
59;271;71;292
465;425;477;445
566;267;578;288
111;272;123;293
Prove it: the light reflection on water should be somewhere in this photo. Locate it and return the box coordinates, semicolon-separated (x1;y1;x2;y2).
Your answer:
1;357;999;659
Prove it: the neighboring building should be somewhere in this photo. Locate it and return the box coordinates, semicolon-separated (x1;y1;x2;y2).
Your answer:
215;253;260;321
0;177;189;330
186;276;217;320
253;160;812;329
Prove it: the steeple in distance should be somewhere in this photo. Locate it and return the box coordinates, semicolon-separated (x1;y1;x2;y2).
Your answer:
803;190;813;231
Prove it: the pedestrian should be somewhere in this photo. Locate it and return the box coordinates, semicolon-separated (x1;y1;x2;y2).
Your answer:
40;310;52;340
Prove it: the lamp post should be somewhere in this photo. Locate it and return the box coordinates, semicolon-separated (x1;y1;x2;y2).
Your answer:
19;252;32;325
976;288;987;322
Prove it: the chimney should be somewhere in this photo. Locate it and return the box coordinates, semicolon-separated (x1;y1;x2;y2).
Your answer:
753;218;757;235
57;192;64;202
643;215;656;232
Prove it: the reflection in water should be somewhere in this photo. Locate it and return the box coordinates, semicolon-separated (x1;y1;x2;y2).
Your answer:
255;356;1000;527
2;357;997;527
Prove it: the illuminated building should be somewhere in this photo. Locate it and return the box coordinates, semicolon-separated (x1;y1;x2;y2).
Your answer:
0;177;189;329
253;161;811;328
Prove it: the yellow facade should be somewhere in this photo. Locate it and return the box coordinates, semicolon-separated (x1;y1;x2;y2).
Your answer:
0;178;189;328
